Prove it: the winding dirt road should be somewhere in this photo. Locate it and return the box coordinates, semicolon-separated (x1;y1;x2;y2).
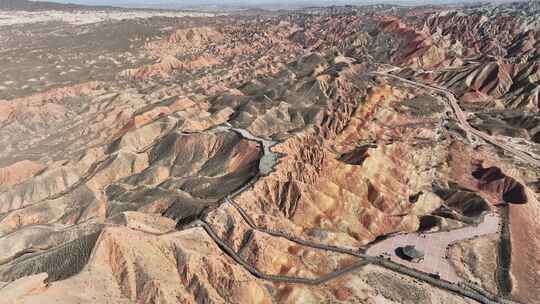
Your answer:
190;197;508;304
373;71;540;168
178;82;515;304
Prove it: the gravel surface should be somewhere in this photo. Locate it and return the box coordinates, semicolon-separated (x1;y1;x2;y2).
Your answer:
366;213;500;282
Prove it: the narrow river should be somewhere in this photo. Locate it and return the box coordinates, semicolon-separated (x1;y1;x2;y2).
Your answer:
213;123;280;175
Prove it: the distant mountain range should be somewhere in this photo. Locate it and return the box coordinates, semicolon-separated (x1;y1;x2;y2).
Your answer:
4;0;518;11
0;0;116;10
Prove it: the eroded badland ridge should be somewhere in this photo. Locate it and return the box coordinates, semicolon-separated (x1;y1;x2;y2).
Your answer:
0;2;539;304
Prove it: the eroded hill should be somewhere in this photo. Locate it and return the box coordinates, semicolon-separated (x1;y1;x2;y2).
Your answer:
0;2;539;304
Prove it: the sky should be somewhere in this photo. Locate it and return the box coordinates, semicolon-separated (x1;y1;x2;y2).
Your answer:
34;0;487;9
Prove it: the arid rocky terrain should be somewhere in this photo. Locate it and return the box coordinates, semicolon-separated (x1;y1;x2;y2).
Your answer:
0;1;539;304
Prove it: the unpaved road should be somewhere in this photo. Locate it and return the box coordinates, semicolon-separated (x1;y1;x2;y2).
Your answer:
186;71;512;303
373;72;540;168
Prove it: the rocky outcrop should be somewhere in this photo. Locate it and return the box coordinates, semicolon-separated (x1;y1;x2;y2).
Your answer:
472;165;527;204
421;61;540;111
0;160;45;187
380;17;447;68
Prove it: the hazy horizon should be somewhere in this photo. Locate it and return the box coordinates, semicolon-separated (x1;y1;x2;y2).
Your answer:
32;0;507;9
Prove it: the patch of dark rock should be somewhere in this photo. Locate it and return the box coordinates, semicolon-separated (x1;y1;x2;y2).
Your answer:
106;183;213;221
444;121;469;139
449;192;489;217
462;198;491;217
472;166;505;181
474;123;528;138
367;181;385;208
223;213;238;241
472;165;527;204
0;231;102;282
164;172;258;201
338;144;377;165
163;200;211;228
237;229;255;257
496;206;512;296
148;131;182;164
239;79;267;96
395;246;424;262
503;185;528;204
500;112;540;143
276;179;302;219
531;131;540;144
106;185;176;216
418;215;441;231
105;136;123;154
408;191;423;203
209;93;249;113
432;205;477;224
371;233;391;244
433;183;491;217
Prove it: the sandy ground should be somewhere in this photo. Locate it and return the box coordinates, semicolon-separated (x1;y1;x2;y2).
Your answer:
508;202;540;303
0;10;218;27
366;213;500;282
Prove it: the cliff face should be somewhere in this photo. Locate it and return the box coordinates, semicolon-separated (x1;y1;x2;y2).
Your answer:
1;3;540;304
